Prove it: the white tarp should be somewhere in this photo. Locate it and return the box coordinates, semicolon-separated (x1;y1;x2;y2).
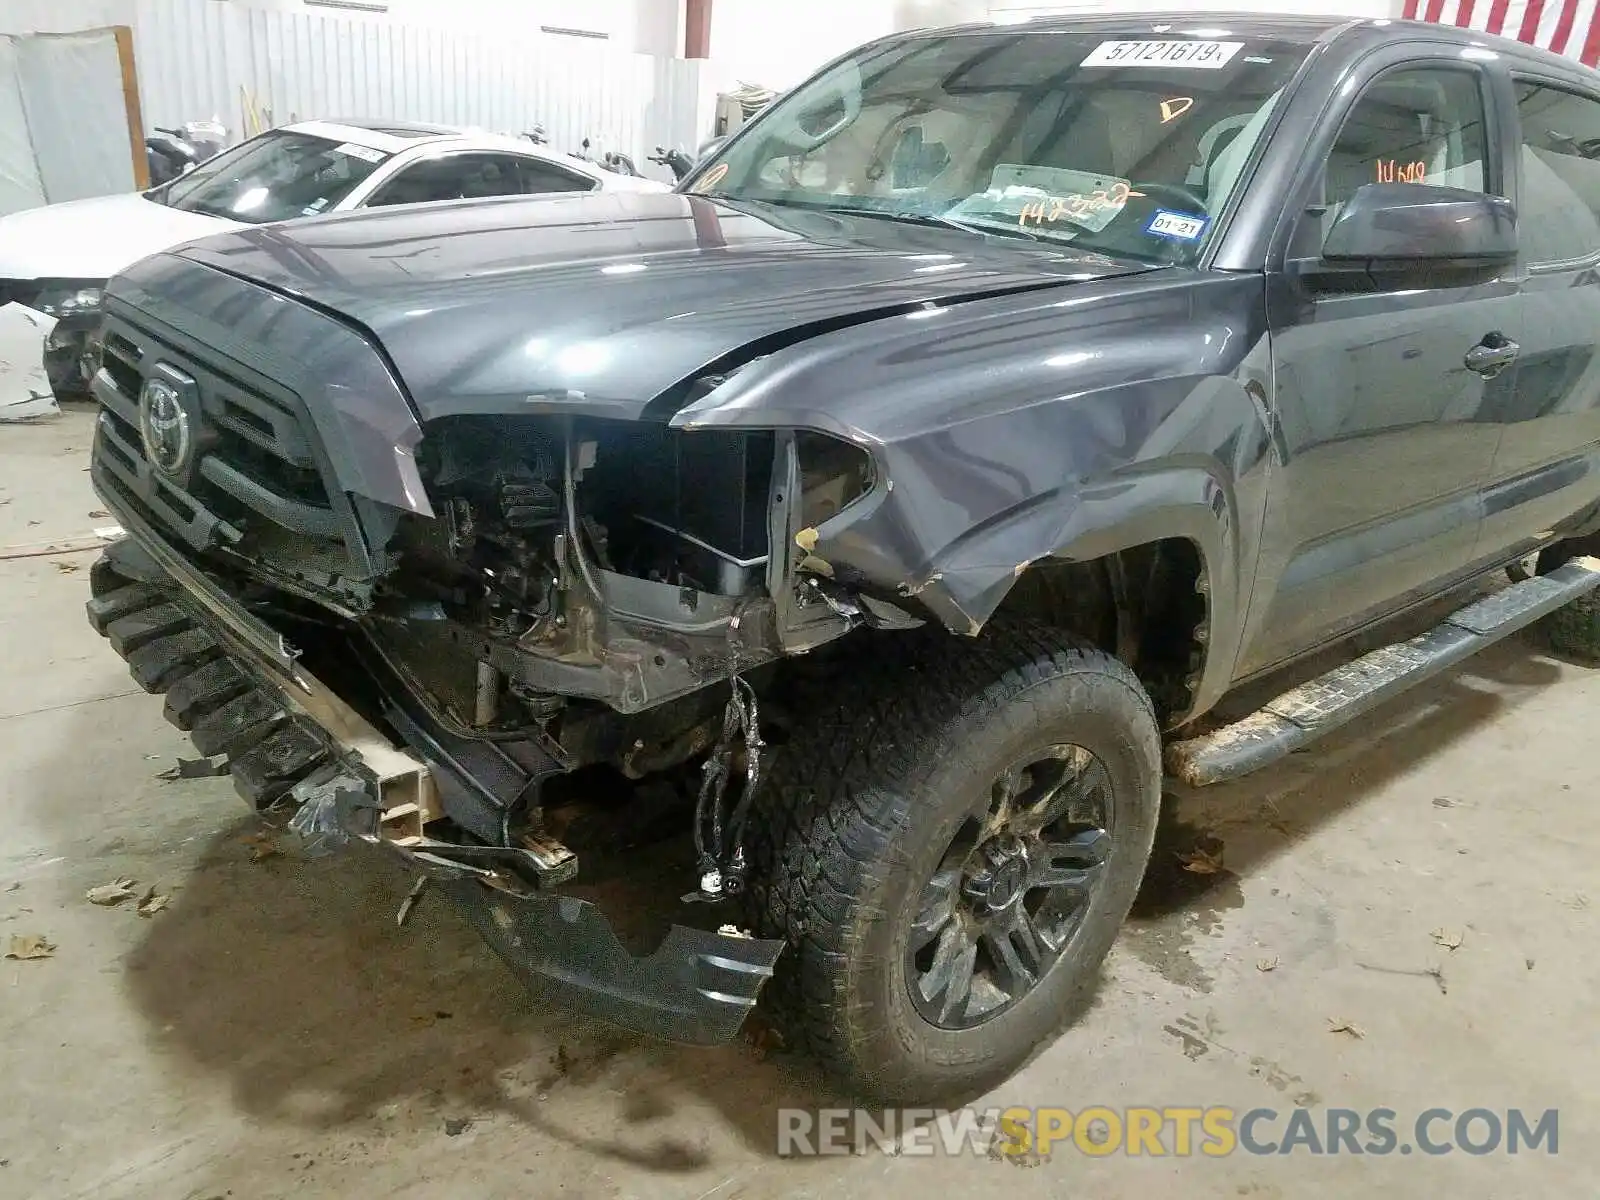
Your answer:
16;30;136;203
0;304;59;422
0;38;47;217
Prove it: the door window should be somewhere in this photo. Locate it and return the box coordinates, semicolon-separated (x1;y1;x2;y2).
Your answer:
516;160;598;194
1315;67;1489;241
1514;80;1600;265
368;153;535;207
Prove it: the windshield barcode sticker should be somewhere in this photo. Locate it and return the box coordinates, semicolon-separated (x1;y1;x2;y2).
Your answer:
1146;209;1209;241
333;141;388;163
1082;40;1244;69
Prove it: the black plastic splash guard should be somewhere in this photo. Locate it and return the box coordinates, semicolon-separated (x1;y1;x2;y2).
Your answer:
440;877;784;1045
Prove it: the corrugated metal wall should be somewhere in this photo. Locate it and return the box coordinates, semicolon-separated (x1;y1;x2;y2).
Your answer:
4;0;705;171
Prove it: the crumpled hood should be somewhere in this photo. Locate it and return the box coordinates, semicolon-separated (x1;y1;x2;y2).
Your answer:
0;191;238;280
169;190;1152;420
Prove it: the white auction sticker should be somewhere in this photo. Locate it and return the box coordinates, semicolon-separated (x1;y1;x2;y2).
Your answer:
1082;40;1244;69
333;141;388;163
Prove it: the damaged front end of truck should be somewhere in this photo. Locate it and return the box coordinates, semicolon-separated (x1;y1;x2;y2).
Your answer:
79;248;991;1043
88;405;894;1042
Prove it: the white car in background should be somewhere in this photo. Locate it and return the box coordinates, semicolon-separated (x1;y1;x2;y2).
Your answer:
0;118;668;401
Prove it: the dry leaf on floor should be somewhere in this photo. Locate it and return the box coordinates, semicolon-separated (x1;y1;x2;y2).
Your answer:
5;934;54;960
85;877;138;906
53;560;81;573
1430;927;1464;951
743;1021;785;1060
157;757;228;781
136;887;169;918
1327;1019;1365;1039
87;509;109;519
1256;956;1279;972
1178;846;1224;875
241;832;281;863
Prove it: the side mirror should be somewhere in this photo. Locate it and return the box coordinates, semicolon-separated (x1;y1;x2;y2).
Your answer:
1323;182;1517;263
696;135;728;161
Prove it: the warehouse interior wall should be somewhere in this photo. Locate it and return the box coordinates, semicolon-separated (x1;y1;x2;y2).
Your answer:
0;0;682;56
1;0;706;190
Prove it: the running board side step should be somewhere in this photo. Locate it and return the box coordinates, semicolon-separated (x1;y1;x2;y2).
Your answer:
1167;556;1600;786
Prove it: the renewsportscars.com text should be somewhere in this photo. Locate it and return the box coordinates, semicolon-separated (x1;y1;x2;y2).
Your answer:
777;1106;1559;1158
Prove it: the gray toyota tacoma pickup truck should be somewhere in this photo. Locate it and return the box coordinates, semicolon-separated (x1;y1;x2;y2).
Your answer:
85;13;1600;1100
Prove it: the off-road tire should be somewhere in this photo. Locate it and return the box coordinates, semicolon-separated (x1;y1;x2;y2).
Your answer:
744;622;1161;1102
1532;538;1600;662
1545;590;1600;662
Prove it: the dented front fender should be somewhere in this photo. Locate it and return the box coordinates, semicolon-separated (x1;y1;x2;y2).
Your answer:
674;270;1274;707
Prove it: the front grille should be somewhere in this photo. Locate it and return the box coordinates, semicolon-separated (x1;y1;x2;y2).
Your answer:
91;316;369;588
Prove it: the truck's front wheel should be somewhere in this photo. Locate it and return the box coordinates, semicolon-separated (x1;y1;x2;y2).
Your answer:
746;624;1161;1102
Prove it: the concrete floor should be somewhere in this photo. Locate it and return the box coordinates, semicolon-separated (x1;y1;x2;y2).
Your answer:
2;409;1596;1199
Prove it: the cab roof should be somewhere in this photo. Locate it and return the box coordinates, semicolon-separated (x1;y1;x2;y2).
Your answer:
907;10;1600;84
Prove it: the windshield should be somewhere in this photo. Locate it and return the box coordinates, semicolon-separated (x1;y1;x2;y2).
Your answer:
687;30;1310;263
155;130;391;224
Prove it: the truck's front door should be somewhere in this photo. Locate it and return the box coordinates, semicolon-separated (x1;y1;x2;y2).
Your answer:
1473;74;1600;565
1241;55;1519;676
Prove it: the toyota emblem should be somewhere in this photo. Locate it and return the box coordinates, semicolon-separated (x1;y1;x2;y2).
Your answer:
139;377;191;476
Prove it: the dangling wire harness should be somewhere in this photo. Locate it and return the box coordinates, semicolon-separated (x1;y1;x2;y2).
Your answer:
687;599;766;903
688;673;764;901
557;417;767;903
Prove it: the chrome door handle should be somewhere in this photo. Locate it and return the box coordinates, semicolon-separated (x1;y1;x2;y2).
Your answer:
1465;334;1520;378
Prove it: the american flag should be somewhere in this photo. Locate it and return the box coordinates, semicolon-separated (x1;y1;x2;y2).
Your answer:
1404;0;1600;67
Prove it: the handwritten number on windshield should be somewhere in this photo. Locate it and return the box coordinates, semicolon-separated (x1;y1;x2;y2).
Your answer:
1018;181;1137;229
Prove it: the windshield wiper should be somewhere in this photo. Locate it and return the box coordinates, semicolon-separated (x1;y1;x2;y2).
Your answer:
712;194;1048;243
806;204;1047;242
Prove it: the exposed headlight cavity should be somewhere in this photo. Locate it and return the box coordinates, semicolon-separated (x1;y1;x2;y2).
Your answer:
34;283;105;318
796;431;874;529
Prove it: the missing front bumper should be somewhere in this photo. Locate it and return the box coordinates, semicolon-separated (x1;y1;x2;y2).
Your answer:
86;534;784;1046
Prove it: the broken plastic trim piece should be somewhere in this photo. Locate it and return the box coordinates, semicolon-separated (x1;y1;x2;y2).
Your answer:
440;876;783;1045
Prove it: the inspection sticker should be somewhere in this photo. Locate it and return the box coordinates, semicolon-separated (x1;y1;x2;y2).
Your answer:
1145;209;1209;241
1082;40;1244;69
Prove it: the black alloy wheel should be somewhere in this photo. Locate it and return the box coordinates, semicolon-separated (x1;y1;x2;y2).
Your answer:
908;744;1113;1029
